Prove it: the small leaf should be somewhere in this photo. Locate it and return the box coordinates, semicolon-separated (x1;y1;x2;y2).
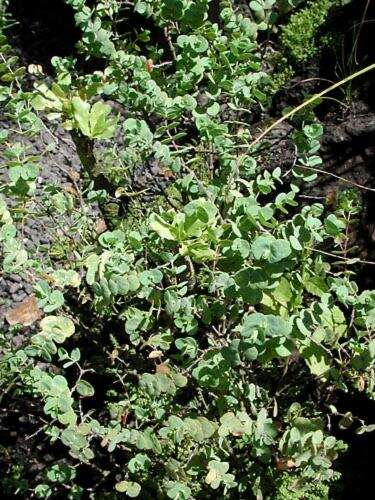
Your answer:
175;337;198;358
339;412;354;430
300;342;331;379
44;290;65;313
40;315;75;342
149;214;175;240
76;380;95;397
207;102;220;116
251;235;291;263
71;97;90;136
166;482;192;500
115;481;141;497
356;424;375;435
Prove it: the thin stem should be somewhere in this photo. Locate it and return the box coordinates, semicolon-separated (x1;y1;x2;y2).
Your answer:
295;164;375;193
307;247;375;266
249;63;375;149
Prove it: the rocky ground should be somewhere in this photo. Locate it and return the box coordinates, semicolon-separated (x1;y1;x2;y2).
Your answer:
0;116;83;314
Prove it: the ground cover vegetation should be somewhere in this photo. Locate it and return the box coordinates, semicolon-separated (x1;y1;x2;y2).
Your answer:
0;0;374;498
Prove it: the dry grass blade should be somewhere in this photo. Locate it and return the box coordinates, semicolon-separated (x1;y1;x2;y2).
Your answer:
250;62;375;149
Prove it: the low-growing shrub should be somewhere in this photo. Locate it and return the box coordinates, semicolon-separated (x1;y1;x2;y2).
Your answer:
0;1;374;498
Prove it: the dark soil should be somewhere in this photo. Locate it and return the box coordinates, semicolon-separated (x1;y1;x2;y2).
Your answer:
7;0;81;72
332;391;375;500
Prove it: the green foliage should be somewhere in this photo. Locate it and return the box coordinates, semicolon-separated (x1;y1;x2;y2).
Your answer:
281;0;335;62
272;472;332;499
0;1;374;499
268;0;356;91
32;86;118;139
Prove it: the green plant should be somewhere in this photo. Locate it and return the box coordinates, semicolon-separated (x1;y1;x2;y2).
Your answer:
1;1;374;498
281;0;334;62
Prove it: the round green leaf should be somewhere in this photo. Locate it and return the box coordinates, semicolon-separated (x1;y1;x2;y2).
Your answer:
76;380;95;397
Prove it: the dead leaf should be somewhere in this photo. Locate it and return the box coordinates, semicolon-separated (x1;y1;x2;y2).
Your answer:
63;185;78;196
160;167;174;179
148;350;162;359
39;272;56;285
68;168;80;183
275;458;296;471
5;296;42;326
156;363;170;374
146;59;154;72
109;349;119;365
94;218;107;235
325;190;336;208
100;437;108;448
121;410;129;426
358;375;365;392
